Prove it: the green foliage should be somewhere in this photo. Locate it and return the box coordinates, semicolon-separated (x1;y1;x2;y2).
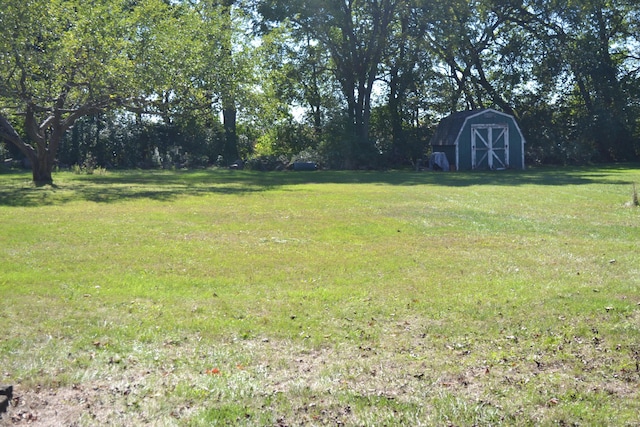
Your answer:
253;120;317;158
495;0;640;163
57;112;226;169
258;0;400;167
0;0;206;183
0;0;141;105
3;0;640;175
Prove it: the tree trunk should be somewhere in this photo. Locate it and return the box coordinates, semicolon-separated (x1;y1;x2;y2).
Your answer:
312;105;322;141
1;113;54;185
222;107;238;162
388;66;407;166
220;0;239;164
308;58;323;141
31;150;54;186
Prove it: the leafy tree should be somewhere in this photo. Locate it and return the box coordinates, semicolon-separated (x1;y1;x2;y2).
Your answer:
253;21;342;161
0;0;241;181
378;0;437;166
186;0;259;164
0;0;194;184
419;0;520;115
259;0;400;168
493;0;640;161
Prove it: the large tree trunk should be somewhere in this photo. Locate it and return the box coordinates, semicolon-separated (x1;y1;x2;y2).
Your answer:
31;149;55;186
1;113;53;185
222;106;239;162
1;108;69;186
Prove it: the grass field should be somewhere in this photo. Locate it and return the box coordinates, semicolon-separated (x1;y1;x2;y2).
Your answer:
1;166;639;426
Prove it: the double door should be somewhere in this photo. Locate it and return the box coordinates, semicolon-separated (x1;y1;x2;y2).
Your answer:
471;124;509;170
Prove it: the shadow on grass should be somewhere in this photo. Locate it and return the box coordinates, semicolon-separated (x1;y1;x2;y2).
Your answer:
0;164;638;207
0;172;269;207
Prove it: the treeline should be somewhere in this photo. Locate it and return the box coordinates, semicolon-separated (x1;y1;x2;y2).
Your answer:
2;108;429;171
1;0;639;183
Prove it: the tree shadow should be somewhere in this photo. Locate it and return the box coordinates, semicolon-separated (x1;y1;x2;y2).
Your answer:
0;165;638;207
0;170;271;207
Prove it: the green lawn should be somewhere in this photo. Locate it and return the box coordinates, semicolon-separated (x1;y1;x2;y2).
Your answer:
1;166;639;426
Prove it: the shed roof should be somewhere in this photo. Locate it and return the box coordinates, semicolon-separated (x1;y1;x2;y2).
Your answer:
430;108;513;146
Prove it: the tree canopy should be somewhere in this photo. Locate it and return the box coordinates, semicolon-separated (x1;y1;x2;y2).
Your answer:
1;0;639;182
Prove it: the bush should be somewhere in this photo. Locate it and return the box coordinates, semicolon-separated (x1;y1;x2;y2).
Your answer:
291;148;326;168
244;155;289;171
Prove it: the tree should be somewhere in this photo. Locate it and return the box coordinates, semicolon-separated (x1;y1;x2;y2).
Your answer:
493;0;640;161
187;0;258;164
418;0;521;116
379;0;436;166
0;0;136;184
218;0;240;163
259;0;399;168
0;0;220;185
257;21;341;146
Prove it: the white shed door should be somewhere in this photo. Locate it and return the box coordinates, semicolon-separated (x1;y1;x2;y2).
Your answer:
471;124;509;170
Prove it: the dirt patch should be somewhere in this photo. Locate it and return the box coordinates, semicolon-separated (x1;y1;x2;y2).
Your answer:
0;379;179;427
2;384;98;426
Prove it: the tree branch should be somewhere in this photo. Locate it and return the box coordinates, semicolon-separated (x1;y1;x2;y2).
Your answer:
0;113;36;159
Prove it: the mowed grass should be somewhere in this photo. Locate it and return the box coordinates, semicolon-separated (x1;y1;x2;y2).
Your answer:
0;166;639;426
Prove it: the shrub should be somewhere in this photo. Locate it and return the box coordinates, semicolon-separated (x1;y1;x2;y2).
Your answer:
244;155;289;171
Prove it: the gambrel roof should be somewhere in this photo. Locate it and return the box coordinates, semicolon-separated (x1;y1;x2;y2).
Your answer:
431;108;522;146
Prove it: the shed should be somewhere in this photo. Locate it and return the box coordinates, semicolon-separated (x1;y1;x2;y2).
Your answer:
430;108;526;170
